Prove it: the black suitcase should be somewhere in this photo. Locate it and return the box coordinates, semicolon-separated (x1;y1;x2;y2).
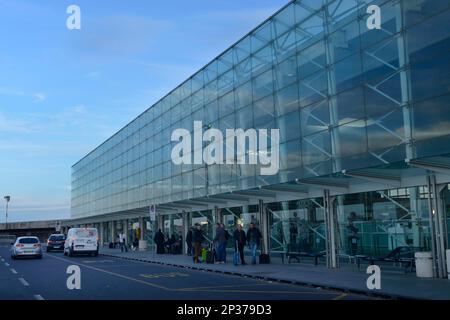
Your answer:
206;244;215;264
259;254;270;264
109;242;114;249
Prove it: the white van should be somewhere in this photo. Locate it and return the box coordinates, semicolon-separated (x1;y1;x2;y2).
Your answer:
64;228;99;257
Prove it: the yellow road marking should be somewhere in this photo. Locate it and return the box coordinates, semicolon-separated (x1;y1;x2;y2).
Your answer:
140;272;189;279
333;293;348;300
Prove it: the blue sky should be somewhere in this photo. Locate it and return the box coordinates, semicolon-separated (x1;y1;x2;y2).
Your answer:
0;0;288;222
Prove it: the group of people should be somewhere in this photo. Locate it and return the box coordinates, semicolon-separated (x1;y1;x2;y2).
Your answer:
185;222;262;265
153;230;183;254
111;232;129;252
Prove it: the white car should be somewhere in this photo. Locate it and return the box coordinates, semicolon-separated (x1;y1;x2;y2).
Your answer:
64;228;99;257
11;236;43;259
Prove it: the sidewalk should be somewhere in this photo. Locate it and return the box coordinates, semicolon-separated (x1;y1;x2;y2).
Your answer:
99;247;450;300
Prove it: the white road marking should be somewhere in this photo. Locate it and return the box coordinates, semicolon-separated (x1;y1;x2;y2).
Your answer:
18;278;29;286
34;294;44;300
10;268;17;274
5;262;10;267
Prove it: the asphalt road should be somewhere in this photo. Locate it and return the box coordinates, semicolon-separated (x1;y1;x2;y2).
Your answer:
0;246;370;300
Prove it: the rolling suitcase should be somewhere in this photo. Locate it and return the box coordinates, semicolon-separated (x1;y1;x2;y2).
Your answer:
206;244;215;264
233;241;240;266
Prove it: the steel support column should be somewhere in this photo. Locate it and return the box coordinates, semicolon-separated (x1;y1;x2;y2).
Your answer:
99;222;104;247
324;189;338;268
259;200;270;255
182;211;189;254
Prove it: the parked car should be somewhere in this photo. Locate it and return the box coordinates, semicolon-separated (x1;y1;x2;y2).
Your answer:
64;228;99;257
46;234;66;252
10;236;42;259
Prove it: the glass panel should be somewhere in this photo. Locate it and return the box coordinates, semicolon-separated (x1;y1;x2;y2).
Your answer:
410;54;450;102
407;7;450;65
412;93;450;142
300;99;329;136
253;69;274;101
333;86;365;124
218;69;234;96
297;40;326;80
236;104;254;130
337;187;432;257
252;44;274;76
235;81;253;110
367;106;405;152
337;120;368;157
254;94;275;127
272;3;295;38
234;35;251;64
218;91;235;118
234;58;252;86
269;199;326;255
275;82;300;116
278;111;300;143
251;20;272;53
274;55;298;90
298;70;327;107
331;53;363;93
403;0;450;28
302;129;331;166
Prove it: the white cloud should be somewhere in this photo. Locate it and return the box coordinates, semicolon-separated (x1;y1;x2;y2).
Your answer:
33;92;47;102
0;112;35;133
0;86;47;102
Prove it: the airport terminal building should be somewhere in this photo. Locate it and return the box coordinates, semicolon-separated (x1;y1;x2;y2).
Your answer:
65;0;450;277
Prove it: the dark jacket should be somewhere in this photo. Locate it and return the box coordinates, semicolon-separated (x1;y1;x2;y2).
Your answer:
192;228;205;243
247;227;262;245
233;229;246;246
186;230;193;243
154;231;165;245
214;227;227;244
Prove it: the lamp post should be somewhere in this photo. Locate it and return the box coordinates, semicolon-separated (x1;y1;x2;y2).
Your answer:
4;196;10;231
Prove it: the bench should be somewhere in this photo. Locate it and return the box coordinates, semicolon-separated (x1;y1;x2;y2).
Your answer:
356;246;421;274
284;243;326;266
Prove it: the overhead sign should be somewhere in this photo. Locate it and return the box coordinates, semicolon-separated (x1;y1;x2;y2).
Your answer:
149;204;156;221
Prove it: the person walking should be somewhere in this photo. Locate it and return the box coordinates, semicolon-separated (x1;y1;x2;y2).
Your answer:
186;227;193;256
192;224;205;263
119;232;128;252
246;223;262;265
221;223;230;263
154;229;165;254
213;223;227;264
233;224;247;265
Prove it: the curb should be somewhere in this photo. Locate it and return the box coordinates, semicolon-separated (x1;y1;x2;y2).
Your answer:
99;252;420;300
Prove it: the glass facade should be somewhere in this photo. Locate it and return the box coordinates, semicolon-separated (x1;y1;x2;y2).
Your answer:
72;0;450;263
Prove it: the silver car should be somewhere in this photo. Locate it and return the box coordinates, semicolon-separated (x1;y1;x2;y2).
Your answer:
10;236;43;259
